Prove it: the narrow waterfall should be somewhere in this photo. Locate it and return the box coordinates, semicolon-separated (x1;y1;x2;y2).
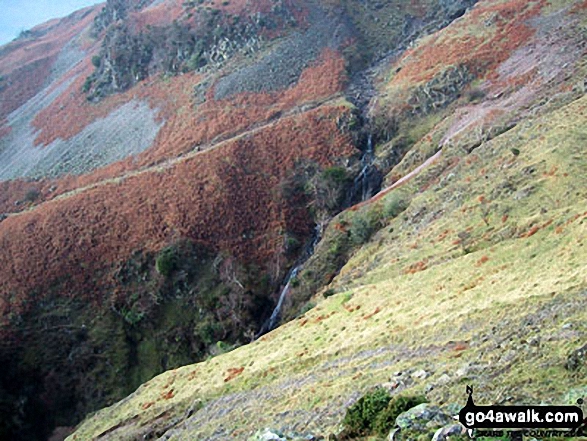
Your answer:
347;134;381;206
266;266;300;331
258;224;322;336
258;134;381;336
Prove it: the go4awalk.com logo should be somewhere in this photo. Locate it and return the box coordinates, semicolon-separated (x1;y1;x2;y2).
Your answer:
458;386;587;438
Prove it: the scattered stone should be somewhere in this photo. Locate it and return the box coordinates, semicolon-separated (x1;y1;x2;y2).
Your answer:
249;428;287;441
444;403;462;417
565;344;587;371
381;381;403;392
564;386;587;404
528;336;540;347
411;369;430;380
435;374;451;386
249;430;323;441
432;424;465;441
396;403;453;432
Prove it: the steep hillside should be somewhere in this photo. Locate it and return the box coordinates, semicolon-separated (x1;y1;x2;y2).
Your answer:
70;66;587;440
0;0;488;439
62;0;587;439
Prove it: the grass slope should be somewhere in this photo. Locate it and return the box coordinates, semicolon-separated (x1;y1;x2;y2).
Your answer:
69;69;587;441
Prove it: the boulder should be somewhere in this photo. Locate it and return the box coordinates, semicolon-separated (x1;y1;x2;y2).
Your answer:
249;429;323;441
396;403;453;432
432;424;466;441
565;344;587;371
249;428;287;441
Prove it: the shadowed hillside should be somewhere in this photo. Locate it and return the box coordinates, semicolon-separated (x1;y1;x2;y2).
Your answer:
0;0;586;440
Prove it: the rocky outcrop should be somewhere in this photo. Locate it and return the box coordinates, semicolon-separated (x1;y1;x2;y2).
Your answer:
85;5;297;100
92;0;154;35
407;64;474;117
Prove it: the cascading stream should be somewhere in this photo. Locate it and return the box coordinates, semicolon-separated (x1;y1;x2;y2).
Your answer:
259;133;382;336
345;134;381;207
259;223;322;336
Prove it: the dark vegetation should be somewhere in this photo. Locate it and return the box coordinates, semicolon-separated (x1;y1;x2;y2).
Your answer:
339;388;427;439
0;239;274;440
283;191;409;321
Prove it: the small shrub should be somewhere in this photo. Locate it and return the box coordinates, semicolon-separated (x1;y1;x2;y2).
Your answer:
156;247;178;277
340;388;391;438
511;148;520;156
322;288;336;298
466;87;486;102
23;188;40;203
91;55;102;68
322;166;349;184
122;307;145;326
298;301;316;316
383;194;408;219
373;395;428;436
350;210;377;245
82;76;94;93
284;234;300;255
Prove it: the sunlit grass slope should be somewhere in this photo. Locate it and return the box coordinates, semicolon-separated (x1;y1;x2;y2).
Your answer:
69;77;587;441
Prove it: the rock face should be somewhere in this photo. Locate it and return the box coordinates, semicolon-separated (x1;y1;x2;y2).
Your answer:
407;65;474;117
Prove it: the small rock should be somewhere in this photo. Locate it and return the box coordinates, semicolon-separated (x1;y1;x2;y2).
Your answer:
411;369;430;380
562;323;574;330
564;386;587;404
396;403;453;432
381;381;402;391
432;424;465;441
565;344;587;371
444;403;462;417
500;349;517;363
250;428;287;441
388;428;400;441
528;336;540;347
436;374;451;386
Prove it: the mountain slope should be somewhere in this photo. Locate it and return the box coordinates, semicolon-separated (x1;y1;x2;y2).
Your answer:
68;0;587;439
70;73;587;441
0;0;483;439
1;0;586;440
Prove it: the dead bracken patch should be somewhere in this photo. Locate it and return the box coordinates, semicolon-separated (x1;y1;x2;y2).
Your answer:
160;389;175;400
520;219;553;238
362;307;381;320
404;260;428;275
224;367;245;382
476;256;490;266
142;402;155;410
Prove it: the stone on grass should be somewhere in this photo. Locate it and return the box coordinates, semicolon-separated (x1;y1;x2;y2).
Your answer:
250;428;287;441
432;424;465;441
411;369;430;380
565;344;587;371
396;403;453;432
